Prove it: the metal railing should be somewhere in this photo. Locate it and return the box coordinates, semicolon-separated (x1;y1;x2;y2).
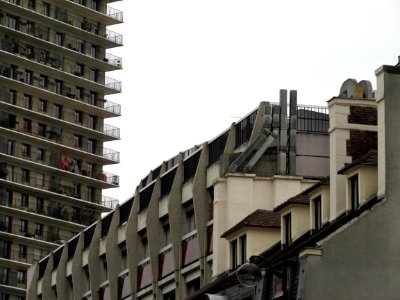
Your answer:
0;272;27;289
0;92;121;141
297;105;329;133
3;0;123;45
67;0;124;22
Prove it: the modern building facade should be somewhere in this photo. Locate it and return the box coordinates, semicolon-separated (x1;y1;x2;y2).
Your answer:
0;0;123;298
26;91;330;299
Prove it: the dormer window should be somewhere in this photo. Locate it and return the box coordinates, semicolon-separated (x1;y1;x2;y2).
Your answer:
230;239;237;270
349;175;359;211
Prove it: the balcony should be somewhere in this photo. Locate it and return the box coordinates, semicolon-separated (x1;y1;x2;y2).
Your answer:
181;231;199;267
0;119;120;164
102;196;118;209
0;93;121;142
2;0;123;45
0;221;71;244
0;271;27;289
0;246;45;264
68;0;123;22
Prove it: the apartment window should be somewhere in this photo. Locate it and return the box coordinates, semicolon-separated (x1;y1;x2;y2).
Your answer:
4;216;12;232
88;115;96;129
38;51;48;63
38;99;47;112
89;92;97;105
17;270;26;283
73;183;81;197
20;219;27;233
75;110;83;123
239;235;246;265
25;45;34;59
35;223;43;235
24;95;32;109
90;45;98;58
87;187;95;202
33;248;42;261
230;239;237;270
4;190;13;206
91;0;98;10
36;173;44;187
75;63;84;76
313;196;322;230
23;118;32;133
42;2;50;16
27;21;34;34
6;15;17;29
24;70;33;84
350;175;359;211
55;80;63;95
39;75;48;88
87;163;94;177
22;169;30;182
19;244;27;258
186;209;196;233
75;87;83;99
38;123;47;137
77;41;85;53
28;0;36;9
87;139;96;153
53;104;62;119
163;224;171;246
20;193;29;207
141;237;149;259
73;135;82;147
284;214;292;246
22;144;31;157
7;140;15;155
7;89;16;104
37;148;45;161
55;32;64;46
36;198;44;211
89;69;98;82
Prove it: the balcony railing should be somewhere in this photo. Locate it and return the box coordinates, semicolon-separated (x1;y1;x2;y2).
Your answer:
0;272;27;289
3;0;123;45
68;0;124;22
0;221;72;244
0;247;45;263
0;169;113;206
0;93;121;141
0;115;120;162
102;196;118;209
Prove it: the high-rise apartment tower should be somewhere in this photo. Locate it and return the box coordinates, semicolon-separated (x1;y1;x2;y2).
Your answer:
0;0;123;298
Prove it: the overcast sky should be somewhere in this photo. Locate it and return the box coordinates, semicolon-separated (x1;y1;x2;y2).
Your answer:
103;0;400;203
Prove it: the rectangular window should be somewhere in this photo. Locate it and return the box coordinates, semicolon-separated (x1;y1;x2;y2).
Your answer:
20;219;27;232
24;70;33;84
88;115;96;129
37;148;45;161
36;173;44;187
22;144;31;157
230;239;237;270
89;69;97;82
89;92;97;105
284;214;292;246
19;244;27;258
186;209;196;233
55;32;64;46
35;223;43;235
23;118;32;133
313;196;322;230
77;41;85;53
87;139;95;154
90;45;98;58
350;175;359;211
75;87;83;99
55;80;63;95
53;104;62;119
75;110;83;123
7;140;15;155
7;89;16;104
73;183;81;197
42;2;50;16
36;198;44;211
22;169;30;182
87;187;95;202
38;123;47;137
28;0;36;9
26;45;34;59
39;75;48;88
75;63;84;76
27;21;35;34
6;15;17;29
73;135;82;147
17;270;26;283
38;99;47;112
239;235;246;265
87;163;94;177
20;193;29;207
24;95;32;109
33;248;42;261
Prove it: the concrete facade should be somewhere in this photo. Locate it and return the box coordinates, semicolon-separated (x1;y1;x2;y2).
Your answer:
0;0;123;299
27;97;329;299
